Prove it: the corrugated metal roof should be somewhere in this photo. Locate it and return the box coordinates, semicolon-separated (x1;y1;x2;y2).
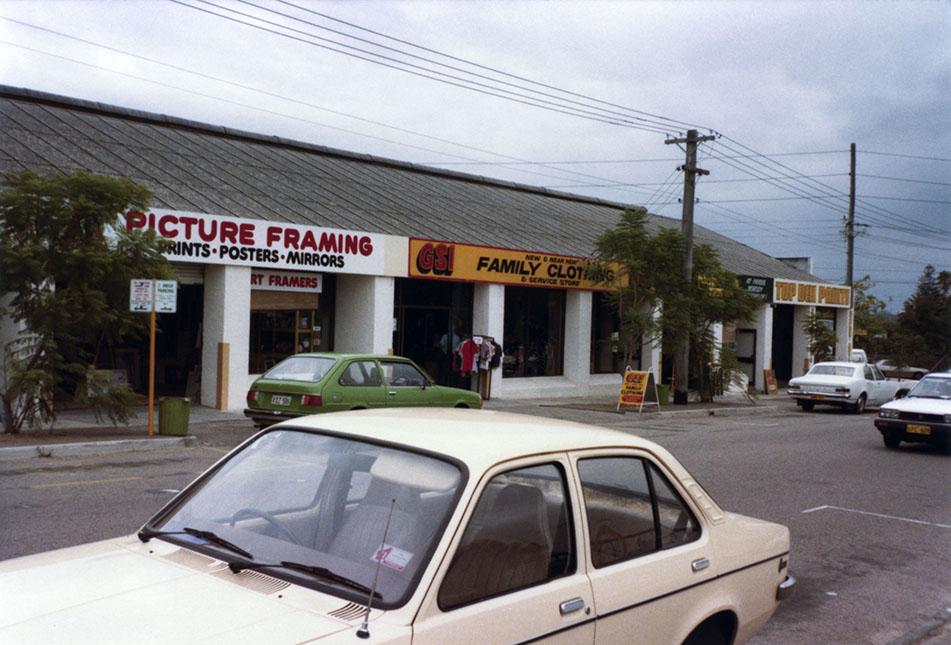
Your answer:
0;85;825;283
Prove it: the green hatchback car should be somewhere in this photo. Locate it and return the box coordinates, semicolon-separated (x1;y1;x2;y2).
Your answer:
244;353;482;427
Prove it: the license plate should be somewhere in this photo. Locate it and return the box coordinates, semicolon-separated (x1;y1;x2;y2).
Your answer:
270;394;292;406
906;424;931;435
811;395;825;400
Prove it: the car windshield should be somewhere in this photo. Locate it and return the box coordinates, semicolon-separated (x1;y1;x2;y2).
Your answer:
263;356;336;381
146;429;464;608
907;377;951;399
809;365;856;377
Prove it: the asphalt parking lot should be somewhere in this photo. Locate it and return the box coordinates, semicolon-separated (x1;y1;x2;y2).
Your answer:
1;402;948;644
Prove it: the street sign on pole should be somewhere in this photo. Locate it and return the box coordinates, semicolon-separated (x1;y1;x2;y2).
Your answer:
130;279;153;312
154;280;177;313
129;279;178;435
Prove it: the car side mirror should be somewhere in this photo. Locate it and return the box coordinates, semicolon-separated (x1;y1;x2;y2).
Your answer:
894;389;908;399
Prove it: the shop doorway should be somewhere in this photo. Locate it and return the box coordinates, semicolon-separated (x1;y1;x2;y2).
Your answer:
736;329;756;386
771;305;795;383
393;279;472;386
113;284;204;398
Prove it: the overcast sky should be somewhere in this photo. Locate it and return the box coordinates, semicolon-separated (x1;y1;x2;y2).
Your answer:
1;0;948;311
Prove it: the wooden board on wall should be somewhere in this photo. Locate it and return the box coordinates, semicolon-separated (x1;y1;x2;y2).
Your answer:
250;290;319;310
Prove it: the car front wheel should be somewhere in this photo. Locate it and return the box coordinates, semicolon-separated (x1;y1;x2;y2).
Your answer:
851;394;866;414
799;400;815;412
883;432;901;449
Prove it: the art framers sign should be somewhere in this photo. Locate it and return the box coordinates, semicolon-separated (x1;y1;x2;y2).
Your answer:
408;238;623;291
251;270;322;293
122;209;385;275
773;279;851;308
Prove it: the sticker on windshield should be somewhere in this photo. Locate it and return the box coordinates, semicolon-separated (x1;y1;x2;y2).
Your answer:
371;544;413;571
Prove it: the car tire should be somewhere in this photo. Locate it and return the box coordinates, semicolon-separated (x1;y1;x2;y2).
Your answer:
683;623;729;645
799;400;815;412
883;433;901;449
851;394;866;414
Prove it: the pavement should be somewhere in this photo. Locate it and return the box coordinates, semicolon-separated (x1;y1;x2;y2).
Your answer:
0;391;788;460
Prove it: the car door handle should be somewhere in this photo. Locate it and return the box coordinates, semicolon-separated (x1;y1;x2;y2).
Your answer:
559;597;585;615
691;558;710;572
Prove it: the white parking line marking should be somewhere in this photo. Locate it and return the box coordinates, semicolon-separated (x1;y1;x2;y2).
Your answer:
802;505;951;529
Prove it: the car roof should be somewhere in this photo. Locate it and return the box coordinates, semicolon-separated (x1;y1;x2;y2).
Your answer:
284;352;413;362
813;361;861;368
279;408;671;473
922;372;951;379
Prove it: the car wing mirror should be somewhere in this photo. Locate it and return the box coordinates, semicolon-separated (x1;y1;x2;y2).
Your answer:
894;389;907;399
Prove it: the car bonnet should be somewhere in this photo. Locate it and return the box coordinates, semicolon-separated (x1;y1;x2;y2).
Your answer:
0;537;372;644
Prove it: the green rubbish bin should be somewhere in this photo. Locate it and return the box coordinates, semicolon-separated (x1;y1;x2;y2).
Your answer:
158;397;190;436
656;384;670;406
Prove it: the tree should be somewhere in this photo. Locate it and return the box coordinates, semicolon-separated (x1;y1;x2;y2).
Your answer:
0;170;170;433
890;265;951;370
802;310;837;363
588;208;759;400
851;275;894;359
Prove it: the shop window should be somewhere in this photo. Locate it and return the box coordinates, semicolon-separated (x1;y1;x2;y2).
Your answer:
591;291;634;374
248;276;334;374
503;287;565;378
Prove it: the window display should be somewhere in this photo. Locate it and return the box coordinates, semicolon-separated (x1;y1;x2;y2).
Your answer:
503;287;565;378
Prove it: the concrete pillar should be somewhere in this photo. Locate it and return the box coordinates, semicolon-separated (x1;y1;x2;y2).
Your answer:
835;307;851;361
792;305;813;377
333;274;395;354
473;284;505;396
201;264;251;411
754;303;774;392
641;306;662;376
563;290;592;385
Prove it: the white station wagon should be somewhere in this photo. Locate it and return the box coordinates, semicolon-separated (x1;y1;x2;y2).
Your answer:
0;409;795;644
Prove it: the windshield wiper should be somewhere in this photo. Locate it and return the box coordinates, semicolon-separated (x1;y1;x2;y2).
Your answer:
229;560;381;599
138;526;254;560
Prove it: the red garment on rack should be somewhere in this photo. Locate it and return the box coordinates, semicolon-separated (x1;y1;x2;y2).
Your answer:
457;338;480;374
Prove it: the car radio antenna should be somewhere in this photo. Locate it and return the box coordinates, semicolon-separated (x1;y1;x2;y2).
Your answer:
356;497;396;639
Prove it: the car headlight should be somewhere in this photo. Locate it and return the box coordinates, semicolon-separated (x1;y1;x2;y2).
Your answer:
944;414;951;424
879;408;900;419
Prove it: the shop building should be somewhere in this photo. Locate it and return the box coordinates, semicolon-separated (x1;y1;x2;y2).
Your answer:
0;86;851;410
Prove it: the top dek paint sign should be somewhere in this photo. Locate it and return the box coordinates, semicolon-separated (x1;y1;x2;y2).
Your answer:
773;279;851;308
123;209;385;275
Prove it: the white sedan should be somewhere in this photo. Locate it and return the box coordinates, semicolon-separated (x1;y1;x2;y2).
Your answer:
0;409;795;644
787;361;911;413
875;372;951;451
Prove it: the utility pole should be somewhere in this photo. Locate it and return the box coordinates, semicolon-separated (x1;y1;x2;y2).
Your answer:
846;142;856;286
665;129;715;405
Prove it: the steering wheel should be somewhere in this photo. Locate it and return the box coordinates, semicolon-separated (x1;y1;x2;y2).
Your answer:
230;507;301;545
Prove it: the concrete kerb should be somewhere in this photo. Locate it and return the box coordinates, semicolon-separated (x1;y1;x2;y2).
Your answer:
0;436;196;461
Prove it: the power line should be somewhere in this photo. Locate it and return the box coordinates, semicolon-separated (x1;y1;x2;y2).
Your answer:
861;150;951;163
271;0;709;133
859;173;951;187
427;151;847;165
170;0;676;135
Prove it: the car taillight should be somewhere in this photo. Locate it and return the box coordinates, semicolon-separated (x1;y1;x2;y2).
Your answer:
835;387;850;393
301;394;323;407
246;389;258;403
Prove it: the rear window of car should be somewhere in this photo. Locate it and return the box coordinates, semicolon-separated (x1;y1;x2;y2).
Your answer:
809;365;856;377
262;356;336;381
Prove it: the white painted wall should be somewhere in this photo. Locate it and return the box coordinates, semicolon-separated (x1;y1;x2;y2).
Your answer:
792;305;813;377
334;274;395;354
473;283;505;397
753;303;774;392
201;264;251;411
